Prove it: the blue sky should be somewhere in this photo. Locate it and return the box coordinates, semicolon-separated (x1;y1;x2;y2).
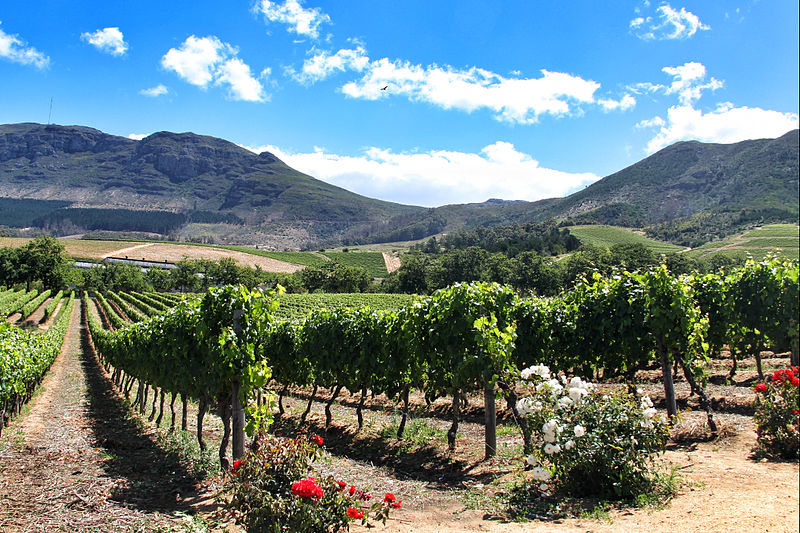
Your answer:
1;1;798;207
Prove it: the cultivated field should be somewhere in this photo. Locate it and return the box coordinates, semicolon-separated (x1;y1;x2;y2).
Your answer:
687;224;800;260
567;225;685;253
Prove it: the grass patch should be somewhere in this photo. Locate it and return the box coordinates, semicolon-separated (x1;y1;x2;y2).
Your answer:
153;429;220;481
380;417;448;453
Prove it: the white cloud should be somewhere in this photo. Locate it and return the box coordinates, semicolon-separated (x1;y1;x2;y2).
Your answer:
242;142;599;207
216;59;270;102
630;61;721;104
598;94;636;112
255;0;330;39
161;36;268;102
290;45;369;84
139;84;169;97
128;133;149;140
336;55;632;124
635;61;798;152
635;116;666;129
0;21;49;69
631;3;709;40
642;103;799;153
81;27;128;56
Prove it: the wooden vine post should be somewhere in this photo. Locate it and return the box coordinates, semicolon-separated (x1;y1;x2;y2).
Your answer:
232;309;245;460
484;380;497;459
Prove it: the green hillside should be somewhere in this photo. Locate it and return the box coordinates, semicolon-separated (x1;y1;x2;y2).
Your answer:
0;123;421;248
687;224;799;261
567;225;684;253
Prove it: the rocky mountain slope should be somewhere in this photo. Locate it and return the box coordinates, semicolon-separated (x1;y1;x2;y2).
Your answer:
0;123;420;248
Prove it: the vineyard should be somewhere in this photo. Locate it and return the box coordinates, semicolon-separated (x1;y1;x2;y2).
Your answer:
0;290;75;434
79;259;798;464
1;257;798;531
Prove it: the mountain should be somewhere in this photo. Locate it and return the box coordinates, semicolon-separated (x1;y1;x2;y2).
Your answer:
0;123;421;248
1;123;797;249
347;130;799;247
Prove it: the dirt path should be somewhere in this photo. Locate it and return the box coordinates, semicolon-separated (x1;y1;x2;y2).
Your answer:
0;300;205;532
382;251;402;274
356;417;799;532
102;242;155;258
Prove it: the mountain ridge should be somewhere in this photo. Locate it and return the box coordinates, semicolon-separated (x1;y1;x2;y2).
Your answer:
1;122;797;249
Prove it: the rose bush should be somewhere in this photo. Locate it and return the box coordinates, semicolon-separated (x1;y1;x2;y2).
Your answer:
514;365;669;499
753;366;800;459
226;433;399;532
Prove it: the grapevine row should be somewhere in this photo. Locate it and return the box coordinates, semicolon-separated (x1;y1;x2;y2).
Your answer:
0;292;75;435
88;258;798;459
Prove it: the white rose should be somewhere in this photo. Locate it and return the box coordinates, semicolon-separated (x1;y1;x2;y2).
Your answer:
573;425;586;438
525;455;538;466
531;466;550;481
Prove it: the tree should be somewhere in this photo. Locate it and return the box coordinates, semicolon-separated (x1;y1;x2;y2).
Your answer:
393;252;432;294
609;243;659;271
18;236;73;290
428;247;489;289
508;252;561;296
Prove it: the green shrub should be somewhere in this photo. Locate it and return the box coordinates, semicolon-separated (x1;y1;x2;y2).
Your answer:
227;434;399;532
514;365;669;500
753;367;800;459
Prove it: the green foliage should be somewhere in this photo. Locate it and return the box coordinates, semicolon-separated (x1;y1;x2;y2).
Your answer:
567;225;682;253
320;251;388;277
0;292;75;404
299;262;371;293
0;289;38;317
227;433;398;533
753;367;800;459
0;236;73;290
21;289;51;319
42;290;64;321
420;222;581;257
515;367;669;500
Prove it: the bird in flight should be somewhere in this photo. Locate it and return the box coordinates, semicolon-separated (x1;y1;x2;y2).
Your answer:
380;85;388;91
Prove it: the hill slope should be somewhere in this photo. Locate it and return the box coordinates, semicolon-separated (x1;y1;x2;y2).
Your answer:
0;123;421;248
1;123;797;249
358;130;799;247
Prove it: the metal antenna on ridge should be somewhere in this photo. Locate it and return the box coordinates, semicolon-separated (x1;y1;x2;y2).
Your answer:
48;97;53;124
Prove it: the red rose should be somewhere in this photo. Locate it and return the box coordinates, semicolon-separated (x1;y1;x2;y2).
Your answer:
391;500;402;509
291;477;323;500
336;480;347;491
772;369;794;384
347;507;364;519
360;491;371;501
754;382;768;393
349;485;356;496
313;435;324;445
792;376;800;387
383;493;396;503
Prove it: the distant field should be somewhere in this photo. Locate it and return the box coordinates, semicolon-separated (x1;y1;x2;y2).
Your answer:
218;247;329;267
0;237;142;258
321;251;389;277
687;224;799;260
0;236;395;273
567;225;684;253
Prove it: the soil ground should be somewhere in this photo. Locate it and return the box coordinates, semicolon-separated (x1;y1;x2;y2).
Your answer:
105;242;304;273
0;298;797;532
